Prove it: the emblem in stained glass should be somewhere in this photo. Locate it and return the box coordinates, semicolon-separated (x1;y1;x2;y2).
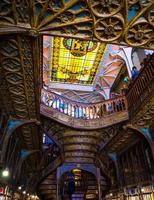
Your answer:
63;38;97;57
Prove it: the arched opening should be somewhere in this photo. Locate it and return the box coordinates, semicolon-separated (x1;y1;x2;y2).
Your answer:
59;169;98;200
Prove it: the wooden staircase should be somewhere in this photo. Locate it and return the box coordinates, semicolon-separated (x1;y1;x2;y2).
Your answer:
38;171;57;200
84;173;98;200
100;175;109;197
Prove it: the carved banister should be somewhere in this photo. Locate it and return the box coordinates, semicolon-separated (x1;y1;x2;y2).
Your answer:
40;89;128;129
41;88;128;120
126;53;154;116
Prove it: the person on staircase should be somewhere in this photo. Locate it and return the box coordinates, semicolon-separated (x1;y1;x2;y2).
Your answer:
131;66;139;80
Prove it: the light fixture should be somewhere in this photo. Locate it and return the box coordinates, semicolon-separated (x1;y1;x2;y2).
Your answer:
23;191;26;194
2;168;9;177
109;193;113;197
141;188;145;192
18;186;22;190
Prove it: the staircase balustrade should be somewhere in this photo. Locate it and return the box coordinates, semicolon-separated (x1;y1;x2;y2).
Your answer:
126;53;154;116
41;88;127;120
41;144;60;168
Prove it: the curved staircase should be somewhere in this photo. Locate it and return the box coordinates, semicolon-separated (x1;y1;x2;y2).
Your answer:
38;171;57;200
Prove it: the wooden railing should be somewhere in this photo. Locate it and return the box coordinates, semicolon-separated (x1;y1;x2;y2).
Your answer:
41;88;127;120
41;144;60;169
126;53;154;115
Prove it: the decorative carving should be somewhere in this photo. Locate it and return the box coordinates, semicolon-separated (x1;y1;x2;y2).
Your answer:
0;36;39;119
127;54;154;128
89;0;123;18
126;21;153;46
97;124;121;151
148;7;154;25
15;0;31;24
64;157;94;163
0;0;15;24
63;136;99;146
35;0;93;39
40;103;128;130
94;16;124;42
0;1;154;49
132;95;154;128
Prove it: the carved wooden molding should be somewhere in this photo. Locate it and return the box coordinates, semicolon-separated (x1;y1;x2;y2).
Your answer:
0;0;153;49
40;104;129;129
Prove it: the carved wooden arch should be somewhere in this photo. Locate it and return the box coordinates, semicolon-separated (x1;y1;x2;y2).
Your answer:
125;124;154;159
56;163;101;199
33;156;62;191
57;163;98;182
1;119;39;163
96;153;116;182
57;163;99;195
14;150;42;181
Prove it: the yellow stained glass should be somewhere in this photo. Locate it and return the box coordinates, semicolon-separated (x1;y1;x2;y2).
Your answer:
50;36;106;85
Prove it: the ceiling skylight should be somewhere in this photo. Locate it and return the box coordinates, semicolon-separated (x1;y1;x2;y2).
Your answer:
43;36;106;86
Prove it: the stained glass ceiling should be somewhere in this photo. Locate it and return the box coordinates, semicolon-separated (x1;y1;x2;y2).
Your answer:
43;36;106;86
43;35;126;96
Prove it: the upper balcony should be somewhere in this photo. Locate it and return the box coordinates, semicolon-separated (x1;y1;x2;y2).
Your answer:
40;53;154;129
41;90;128;129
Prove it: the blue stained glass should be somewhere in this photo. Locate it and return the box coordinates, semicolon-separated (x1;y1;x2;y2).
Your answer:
70;2;86;11
45;135;54;144
20;149;29;158
128;5;138;22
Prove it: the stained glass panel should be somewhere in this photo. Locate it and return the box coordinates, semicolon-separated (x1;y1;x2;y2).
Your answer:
49;36;106;85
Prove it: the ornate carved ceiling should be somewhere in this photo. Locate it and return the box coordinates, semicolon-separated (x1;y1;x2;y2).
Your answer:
0;0;153;49
0;35;40;120
46;89;105;103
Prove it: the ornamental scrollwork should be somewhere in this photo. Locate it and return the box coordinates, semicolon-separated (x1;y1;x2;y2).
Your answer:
0;0;15;24
94;16;124;42
148;6;154;25
126;21;153;46
0;36;39;119
15;0;31;24
0;0;153;49
89;0;123;18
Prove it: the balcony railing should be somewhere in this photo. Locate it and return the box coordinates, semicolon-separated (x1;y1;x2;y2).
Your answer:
126;53;154;116
41;89;127;119
41;89;128;129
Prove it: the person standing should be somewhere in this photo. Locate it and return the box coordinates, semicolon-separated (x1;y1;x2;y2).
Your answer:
131;66;139;80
